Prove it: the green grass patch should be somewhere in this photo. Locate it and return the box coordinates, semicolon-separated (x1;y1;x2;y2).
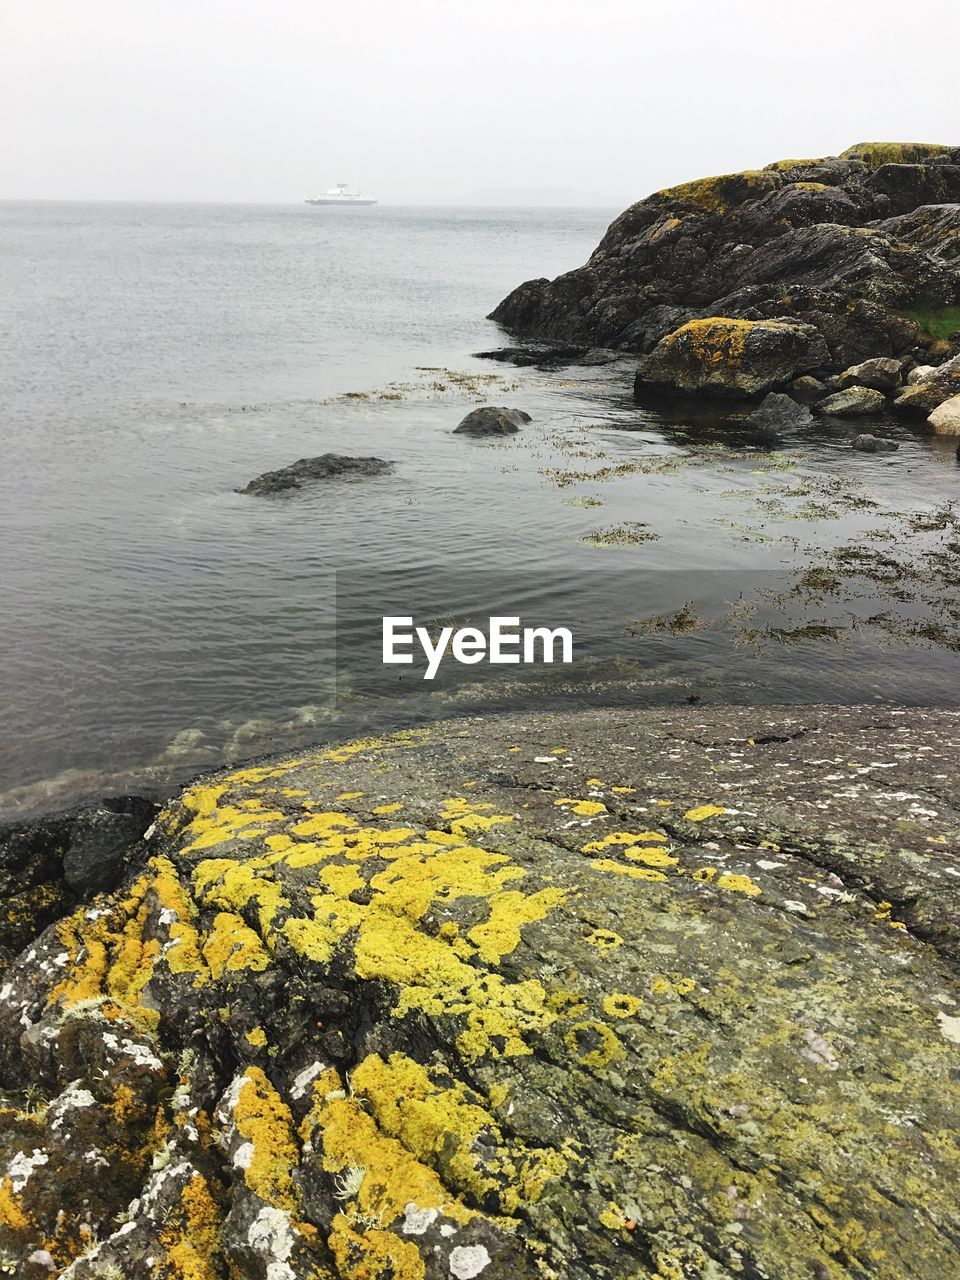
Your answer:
899;304;960;341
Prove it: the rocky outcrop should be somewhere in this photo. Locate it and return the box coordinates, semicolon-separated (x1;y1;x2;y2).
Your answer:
633;317;828;397
490;143;960;371
453;407;531;436
1;706;960;1279
239;455;393;495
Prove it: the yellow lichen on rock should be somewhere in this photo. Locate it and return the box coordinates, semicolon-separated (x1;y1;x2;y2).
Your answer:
233;1066;300;1211
840;141;950;168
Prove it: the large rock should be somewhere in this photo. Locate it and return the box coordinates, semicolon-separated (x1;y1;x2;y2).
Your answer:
490;142;960;370
239;454;393;495
453;406;531;435
1;706;960;1279
892;383;950;414
634;317;828;398
837;356;903;390
928;394;960;434
916;352;960;399
816;386;887;416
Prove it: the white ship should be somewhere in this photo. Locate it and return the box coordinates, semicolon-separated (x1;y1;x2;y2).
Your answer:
305;182;377;206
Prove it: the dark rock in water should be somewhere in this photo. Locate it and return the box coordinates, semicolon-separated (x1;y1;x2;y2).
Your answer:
851;433;900;451
0;796;157;963
1;706;960;1277
744;391;815;434
837;356;904;391
634;317;829;398
473;345;588;366
239;454;393;495
454;406;531;435
816;386;887;416
490;142;960;370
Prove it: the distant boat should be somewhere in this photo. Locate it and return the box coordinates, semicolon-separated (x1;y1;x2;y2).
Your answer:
305;183;377;206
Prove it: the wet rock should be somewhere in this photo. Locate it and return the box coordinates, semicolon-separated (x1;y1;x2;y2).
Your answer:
490;142;960;370
473;344;588;367
928;393;960;434
453;406;531;436
837;356;904;391
743;391;815;434
634;316;829;398
816;386;888;416
239;454;393;495
851;433;899;451
1;706;960;1278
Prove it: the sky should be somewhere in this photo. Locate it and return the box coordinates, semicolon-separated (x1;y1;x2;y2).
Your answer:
3;0;959;206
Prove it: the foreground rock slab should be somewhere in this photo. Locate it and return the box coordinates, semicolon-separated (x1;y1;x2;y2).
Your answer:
1;705;959;1279
239;454;394;495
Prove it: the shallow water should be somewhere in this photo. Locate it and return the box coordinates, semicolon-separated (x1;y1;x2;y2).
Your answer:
1;201;959;816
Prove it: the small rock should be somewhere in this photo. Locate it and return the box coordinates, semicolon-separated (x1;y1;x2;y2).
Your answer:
837;357;903;391
851;434;899;452
453;406;531;436
816;386;887;416
744;392;814;434
908;364;936;385
239;454;393;495
928;394;960;435
790;375;828;402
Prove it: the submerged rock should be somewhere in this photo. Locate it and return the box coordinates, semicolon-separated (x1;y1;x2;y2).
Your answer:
239;454;393;495
816;385;887;416
453;406;531;435
928;393;960;434
1;706;959;1278
851;432;899;451
634;316;828;398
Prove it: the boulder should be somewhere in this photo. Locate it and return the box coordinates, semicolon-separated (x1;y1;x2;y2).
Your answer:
816;386;887;416
916;353;960;399
893;383;950;414
837;356;903;391
743;391;815;433
908;364;936;384
928;394;960;434
634;317;829;398
239;454;393;495
453;406;531;435
1;706;960;1278
851;433;899;452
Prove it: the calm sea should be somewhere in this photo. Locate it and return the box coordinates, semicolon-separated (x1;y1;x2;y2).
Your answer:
2;202;958;816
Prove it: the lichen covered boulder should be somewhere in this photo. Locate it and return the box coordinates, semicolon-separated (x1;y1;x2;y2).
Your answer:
1;705;960;1278
816;386;887;416
634;317;829;398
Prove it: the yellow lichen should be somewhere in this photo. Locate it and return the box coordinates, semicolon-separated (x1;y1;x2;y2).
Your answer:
232;1067;300;1211
683;804;727;822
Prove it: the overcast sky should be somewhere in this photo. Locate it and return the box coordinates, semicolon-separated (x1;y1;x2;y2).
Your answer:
3;0;959;206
